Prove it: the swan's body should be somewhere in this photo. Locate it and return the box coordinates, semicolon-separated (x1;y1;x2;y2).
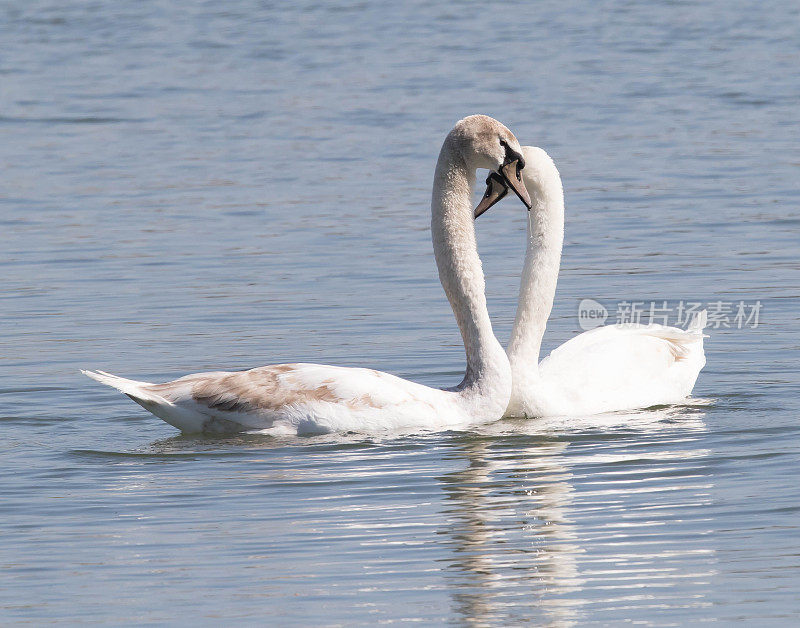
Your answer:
84;363;482;435
499;147;706;418
84;115;533;435
514;314;707;417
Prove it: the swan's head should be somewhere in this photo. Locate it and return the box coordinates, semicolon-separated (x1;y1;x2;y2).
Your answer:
448;115;532;214
475;145;559;218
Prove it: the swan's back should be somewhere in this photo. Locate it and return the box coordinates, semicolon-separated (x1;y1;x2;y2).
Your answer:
533;317;706;416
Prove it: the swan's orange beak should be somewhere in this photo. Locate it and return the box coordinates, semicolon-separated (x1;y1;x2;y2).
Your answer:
474;172;508;219
499;159;532;210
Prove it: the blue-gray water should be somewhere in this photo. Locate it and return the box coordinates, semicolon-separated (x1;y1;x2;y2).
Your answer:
2;0;799;624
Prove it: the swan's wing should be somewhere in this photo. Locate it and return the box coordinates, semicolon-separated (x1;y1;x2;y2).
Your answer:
169;363;436;414
84;363;454;434
536;315;706;414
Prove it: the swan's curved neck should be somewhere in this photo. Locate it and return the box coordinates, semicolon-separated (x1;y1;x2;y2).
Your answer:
507;159;564;378
431;141;510;405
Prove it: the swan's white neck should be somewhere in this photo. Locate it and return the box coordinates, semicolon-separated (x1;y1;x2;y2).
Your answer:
431;140;511;414
506;150;564;413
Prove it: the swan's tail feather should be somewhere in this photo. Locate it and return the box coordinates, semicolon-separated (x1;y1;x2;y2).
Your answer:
650;333;692;361
687;309;708;334
638;312;706;362
81;370;166;405
83;370;211;433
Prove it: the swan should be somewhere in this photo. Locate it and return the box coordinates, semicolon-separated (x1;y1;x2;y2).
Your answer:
83;115;533;435
475;146;707;418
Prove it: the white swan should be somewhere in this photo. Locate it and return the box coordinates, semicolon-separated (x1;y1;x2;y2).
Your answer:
83;115;533;435
475;146;706;418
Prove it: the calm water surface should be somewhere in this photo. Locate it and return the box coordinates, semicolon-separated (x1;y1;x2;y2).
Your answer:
1;0;799;624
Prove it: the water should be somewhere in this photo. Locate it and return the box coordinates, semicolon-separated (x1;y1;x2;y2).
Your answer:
1;0;799;624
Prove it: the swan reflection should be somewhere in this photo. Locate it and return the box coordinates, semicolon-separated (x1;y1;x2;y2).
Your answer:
439;405;712;626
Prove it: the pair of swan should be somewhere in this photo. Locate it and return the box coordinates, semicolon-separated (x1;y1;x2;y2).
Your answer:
84;116;706;435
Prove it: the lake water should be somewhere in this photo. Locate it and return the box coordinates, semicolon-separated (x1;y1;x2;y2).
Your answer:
2;0;799;624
